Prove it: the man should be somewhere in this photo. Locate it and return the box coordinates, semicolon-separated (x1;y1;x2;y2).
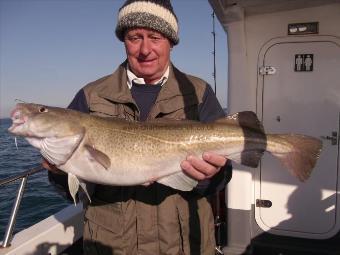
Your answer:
47;0;232;254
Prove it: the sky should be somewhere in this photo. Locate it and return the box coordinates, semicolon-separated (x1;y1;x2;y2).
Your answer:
0;0;228;118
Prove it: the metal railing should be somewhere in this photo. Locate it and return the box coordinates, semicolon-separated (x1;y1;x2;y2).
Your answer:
0;166;45;248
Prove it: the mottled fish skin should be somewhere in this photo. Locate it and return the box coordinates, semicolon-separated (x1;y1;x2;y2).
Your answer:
8;103;323;203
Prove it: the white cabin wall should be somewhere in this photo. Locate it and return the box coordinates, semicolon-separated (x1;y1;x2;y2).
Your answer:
218;2;340;211
228;3;340;114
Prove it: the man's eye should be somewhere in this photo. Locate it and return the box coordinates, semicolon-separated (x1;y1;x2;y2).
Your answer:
128;36;141;42
150;36;162;41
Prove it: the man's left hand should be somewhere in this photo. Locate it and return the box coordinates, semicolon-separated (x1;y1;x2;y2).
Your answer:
180;152;227;181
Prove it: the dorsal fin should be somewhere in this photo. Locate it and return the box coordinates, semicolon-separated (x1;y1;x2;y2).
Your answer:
216;111;264;133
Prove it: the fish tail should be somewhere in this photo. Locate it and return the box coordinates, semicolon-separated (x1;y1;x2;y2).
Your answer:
267;134;323;181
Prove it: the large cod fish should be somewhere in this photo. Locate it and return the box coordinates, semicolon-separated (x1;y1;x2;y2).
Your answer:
8;103;322;203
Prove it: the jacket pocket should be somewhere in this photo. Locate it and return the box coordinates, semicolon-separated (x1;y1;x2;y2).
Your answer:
83;216;128;254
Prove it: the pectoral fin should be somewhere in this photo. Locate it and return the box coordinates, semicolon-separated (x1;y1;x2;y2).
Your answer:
84;145;111;170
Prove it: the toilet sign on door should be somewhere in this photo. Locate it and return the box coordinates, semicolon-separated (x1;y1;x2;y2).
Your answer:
295;54;314;72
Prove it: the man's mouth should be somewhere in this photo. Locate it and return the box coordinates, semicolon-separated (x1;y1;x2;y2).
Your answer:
138;58;156;64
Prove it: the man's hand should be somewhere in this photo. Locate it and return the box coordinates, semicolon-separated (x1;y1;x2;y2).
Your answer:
180;152;227;181
42;158;64;175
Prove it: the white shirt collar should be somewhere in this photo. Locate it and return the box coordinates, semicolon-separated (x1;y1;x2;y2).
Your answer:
126;64;169;89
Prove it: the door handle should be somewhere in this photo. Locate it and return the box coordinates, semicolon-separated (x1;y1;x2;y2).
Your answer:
320;131;338;145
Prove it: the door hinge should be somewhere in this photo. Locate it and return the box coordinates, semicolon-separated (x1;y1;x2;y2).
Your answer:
259;66;276;75
256;199;272;208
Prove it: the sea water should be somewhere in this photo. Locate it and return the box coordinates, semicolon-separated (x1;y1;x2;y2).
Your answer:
0;118;70;238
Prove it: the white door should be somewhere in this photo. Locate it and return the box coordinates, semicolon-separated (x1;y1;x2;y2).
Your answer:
255;38;340;239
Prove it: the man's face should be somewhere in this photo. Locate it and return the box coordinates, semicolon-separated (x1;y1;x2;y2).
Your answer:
124;28;172;84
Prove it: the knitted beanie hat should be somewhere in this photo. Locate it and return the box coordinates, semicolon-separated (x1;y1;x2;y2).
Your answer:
115;0;179;45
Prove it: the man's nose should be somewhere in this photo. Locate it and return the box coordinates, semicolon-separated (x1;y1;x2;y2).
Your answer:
140;38;151;56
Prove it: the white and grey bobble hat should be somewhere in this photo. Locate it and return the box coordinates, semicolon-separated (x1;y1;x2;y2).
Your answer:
115;0;179;45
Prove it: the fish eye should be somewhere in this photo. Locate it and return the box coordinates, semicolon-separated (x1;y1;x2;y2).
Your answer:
39;107;48;113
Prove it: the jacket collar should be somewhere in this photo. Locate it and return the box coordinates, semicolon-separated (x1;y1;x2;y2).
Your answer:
126;65;169;88
97;61;195;101
96;61;199;119
97;61;134;104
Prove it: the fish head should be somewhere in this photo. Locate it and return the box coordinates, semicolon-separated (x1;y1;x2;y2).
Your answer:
8;103;86;166
8;103;84;138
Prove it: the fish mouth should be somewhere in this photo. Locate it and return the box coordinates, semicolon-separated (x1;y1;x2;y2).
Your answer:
8;108;27;134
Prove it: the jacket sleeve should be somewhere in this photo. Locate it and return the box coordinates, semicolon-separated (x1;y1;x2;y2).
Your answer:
193;84;233;196
47;89;89;201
